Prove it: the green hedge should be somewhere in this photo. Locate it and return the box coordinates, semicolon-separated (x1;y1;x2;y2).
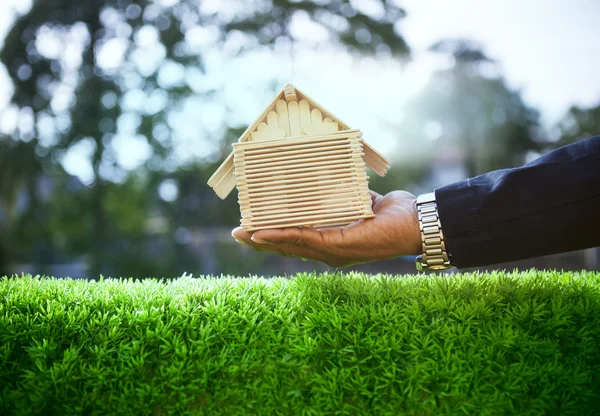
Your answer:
1;271;600;415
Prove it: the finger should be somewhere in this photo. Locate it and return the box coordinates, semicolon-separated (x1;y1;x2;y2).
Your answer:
370;190;383;205
252;226;339;249
233;226;328;259
232;227;253;247
266;243;330;263
243;237;332;264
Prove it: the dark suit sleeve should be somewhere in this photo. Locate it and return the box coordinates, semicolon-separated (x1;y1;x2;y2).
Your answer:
435;136;600;269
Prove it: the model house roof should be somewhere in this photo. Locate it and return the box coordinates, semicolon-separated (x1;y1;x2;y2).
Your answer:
207;84;388;199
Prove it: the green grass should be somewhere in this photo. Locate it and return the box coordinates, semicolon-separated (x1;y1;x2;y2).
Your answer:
1;271;600;415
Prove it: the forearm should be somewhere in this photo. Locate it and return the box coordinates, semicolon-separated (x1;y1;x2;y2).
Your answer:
435;136;600;268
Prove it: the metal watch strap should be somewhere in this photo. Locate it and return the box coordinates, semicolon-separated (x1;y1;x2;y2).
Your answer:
415;192;454;271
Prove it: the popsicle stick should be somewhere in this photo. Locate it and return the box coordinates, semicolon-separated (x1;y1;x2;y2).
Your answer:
244;213;374;229
247;212;375;230
245;196;368;212
240;190;368;206
242;207;370;224
243;167;356;183
259;200;371;215
284;84;297;102
235;161;356;176
363;143;389;176
239;176;367;194
301;108;339;135
303;122;339;136
287;101;302;136
241;190;366;206
210;160;236;200
236;161;356;177
240;153;364;169
238;183;365;201
241;162;356;178
241;143;355;161
246;200;370;219
244;171;364;186
299;99;312;134
245;204;372;220
240;171;367;188
276;100;290;137
238;134;362;152
236;130;361;150
240;140;364;164
243;148;361;166
238;180;368;199
207;154;233;187
250;112;287;141
241;143;359;162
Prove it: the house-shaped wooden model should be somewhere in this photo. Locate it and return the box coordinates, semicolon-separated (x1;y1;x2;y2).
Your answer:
208;84;389;231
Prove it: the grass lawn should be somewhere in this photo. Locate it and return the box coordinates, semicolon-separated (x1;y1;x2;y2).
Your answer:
1;270;600;415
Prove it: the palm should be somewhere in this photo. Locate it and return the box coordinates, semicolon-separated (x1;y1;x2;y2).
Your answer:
232;190;421;267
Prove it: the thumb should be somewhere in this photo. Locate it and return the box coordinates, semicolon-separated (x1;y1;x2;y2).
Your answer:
370;190;383;204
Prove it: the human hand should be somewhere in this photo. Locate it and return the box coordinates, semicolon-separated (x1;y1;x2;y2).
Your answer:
231;190;421;267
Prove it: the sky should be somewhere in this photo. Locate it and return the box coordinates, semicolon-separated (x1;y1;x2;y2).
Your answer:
0;0;599;183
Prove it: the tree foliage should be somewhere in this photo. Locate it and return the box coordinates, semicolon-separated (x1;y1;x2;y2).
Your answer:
553;102;600;147
0;0;410;277
397;39;544;179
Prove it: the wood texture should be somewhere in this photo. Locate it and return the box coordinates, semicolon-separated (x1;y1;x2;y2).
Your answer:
234;133;373;231
207;83;389;227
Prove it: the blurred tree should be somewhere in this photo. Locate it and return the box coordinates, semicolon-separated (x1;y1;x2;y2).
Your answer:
0;139;45;275
397;39;544;180
553;102;600;147
0;0;410;277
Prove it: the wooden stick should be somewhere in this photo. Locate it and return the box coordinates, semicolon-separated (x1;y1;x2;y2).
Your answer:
244;203;372;221
241;148;362;166
209;159;236;200
237;153;364;170
240;189;367;206
241;143;356;161
235;159;356;175
236;130;361;150
243;211;371;227
245;197;370;214
241;195;370;210
299;99;311;134
241;163;357;179
243;167;357;183
207;154;233;187
244;213;374;230
242;133;360;151
287;100;302;136
238;180;367;201
276;100;290;137
238;184;366;200
243;171;363;186
212;166;237;200
238;174;368;193
363;145;389;176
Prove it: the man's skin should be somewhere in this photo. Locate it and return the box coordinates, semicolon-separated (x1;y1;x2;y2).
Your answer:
232;191;422;267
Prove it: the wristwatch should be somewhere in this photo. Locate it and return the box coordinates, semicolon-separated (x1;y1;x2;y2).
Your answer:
415;192;455;271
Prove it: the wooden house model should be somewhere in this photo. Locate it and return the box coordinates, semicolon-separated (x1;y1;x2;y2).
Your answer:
207;84;389;231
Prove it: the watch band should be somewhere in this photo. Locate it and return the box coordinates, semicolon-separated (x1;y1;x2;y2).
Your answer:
415;192;454;271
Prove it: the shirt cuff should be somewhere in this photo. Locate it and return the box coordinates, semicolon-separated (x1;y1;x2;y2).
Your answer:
434;180;479;269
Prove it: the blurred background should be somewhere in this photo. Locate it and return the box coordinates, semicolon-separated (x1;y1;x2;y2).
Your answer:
0;0;599;279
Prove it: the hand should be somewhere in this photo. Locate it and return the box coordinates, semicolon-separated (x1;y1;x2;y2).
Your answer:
231;190;422;267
